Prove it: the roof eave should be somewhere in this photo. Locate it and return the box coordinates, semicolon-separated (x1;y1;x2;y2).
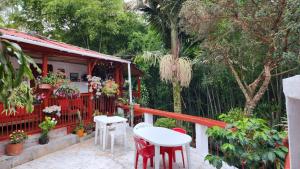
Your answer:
0;34;131;64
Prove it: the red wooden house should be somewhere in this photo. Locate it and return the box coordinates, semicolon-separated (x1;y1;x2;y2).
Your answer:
0;28;142;140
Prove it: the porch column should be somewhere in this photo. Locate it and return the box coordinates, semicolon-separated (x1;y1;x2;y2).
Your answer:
127;63;133;126
42;55;48;77
114;64;121;95
87;62;93;119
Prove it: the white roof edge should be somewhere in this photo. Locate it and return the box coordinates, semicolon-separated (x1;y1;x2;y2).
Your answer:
1;34;131;64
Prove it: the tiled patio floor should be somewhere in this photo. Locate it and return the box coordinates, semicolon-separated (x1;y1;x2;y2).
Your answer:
13;128;217;169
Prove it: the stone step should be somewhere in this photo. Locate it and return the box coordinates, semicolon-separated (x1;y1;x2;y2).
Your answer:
0;127;67;156
0;132;85;169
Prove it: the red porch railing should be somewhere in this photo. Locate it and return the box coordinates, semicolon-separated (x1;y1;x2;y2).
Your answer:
0;93;116;141
0;104;43;141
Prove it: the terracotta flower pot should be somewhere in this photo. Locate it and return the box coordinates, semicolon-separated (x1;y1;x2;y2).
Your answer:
39;84;52;89
6;143;23;156
76;129;84;137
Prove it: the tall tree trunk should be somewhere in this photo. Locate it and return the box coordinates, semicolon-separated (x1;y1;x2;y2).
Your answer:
173;81;182;113
243;65;272;114
226;55;274;115
170;21;182;114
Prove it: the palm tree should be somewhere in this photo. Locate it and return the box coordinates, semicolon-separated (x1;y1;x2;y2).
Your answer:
137;0;191;114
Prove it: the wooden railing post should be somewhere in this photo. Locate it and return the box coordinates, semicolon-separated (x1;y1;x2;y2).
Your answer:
144;113;153;125
196;124;209;159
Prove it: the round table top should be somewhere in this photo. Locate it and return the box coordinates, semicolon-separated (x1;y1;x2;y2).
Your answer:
134;127;192;147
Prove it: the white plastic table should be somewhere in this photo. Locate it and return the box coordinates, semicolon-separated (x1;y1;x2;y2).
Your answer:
94;116;127;150
134;127;192;169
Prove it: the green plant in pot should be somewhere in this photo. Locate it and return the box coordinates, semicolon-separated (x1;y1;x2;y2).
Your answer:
6;130;28;156
75;110;85;137
38;116;57;144
38;73;65;89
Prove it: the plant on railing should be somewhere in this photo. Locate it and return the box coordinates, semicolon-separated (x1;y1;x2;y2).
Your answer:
102;80;119;97
4;82;34;115
205;109;288;169
87;75;102;97
54;83;80;99
6;130;28;156
38;117;57;144
37;72;65;88
43;105;61;117
154;118;176;129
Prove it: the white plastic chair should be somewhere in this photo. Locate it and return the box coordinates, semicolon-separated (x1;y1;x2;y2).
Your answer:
109;122;128;153
94;115;107;145
133;122;153;133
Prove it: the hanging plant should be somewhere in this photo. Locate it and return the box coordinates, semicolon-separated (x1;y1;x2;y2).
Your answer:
102;80;119;97
87;75;103;97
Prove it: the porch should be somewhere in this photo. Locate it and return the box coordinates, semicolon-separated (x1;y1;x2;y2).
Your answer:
0;28;142;141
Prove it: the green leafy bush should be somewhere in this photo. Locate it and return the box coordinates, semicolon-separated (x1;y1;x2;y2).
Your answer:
205;110;288;169
154;118;176;129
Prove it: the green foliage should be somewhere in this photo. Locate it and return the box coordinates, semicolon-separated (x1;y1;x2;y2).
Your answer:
154;118;176;129
0;37;39;114
5;82;34;114
39;117;57;137
102;80;119;97
205;111;288;169
38;72;64;86
74;122;84;132
218;108;246;123
6;0;148;56
116;97;128;105
9;130;28;144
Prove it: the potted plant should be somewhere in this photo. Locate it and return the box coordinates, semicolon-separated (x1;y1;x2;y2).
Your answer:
75;123;85;137
37;73;64;89
43;105;61;117
102;80;119;97
54;83;80;99
6;130;28;156
75;110;85;137
84;123;94;135
38;117;57;144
